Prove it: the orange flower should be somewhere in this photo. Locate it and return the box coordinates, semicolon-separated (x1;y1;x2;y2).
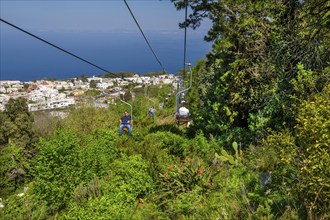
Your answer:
169;165;173;171
197;167;203;176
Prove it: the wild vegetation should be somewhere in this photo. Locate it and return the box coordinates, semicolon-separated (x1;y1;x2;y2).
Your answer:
1;0;329;219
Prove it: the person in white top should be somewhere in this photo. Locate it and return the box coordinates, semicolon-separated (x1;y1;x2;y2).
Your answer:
178;104;190;116
177;103;190;127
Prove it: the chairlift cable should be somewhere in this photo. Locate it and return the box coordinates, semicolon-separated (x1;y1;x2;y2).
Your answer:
123;0;166;73
183;0;188;75
0;18;124;79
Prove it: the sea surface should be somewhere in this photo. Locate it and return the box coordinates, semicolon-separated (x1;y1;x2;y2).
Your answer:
0;28;212;82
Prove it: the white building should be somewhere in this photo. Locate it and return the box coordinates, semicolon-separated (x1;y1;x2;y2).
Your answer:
97;82;113;89
28;97;75;112
0;87;7;93
87;76;103;83
28;91;45;102
162;78;173;84
0;94;9;111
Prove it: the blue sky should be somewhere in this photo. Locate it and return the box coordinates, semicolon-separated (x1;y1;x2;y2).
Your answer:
1;0;211;33
0;0;212;80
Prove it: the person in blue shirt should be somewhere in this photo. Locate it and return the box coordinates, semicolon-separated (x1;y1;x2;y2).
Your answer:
119;111;132;136
148;106;155;118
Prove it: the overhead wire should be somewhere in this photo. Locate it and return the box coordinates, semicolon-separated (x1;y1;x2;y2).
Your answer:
183;0;188;74
0;18;123;79
123;0;166;73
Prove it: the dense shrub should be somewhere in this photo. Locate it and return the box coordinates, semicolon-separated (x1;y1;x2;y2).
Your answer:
62;106;117;136
0;144;29;197
31;128;119;213
294;84;330;219
62;154;154;219
0;190;48;220
31;129;81;212
249;130;300;218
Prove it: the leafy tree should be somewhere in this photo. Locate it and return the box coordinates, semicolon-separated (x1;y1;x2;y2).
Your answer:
0;111;5;144
23;83;29;91
122;91;132;101
99;72;136;78
84;89;100;98
0;98;36;148
172;1;277;140
89;80;97;89
144;71;167;76
0;98;37;196
0;144;28;196
77;74;89;82
173;0;330;145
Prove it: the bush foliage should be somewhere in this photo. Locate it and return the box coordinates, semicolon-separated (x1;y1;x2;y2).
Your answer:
1;1;329;219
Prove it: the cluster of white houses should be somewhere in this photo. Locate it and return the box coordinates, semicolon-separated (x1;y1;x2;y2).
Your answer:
0;74;175;112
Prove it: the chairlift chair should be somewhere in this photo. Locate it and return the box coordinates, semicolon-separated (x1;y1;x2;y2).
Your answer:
118;85;133;134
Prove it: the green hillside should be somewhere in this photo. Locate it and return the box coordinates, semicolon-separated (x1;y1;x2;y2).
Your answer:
1;1;329;219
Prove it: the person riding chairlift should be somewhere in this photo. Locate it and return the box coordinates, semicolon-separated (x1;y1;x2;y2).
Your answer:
178;102;189;117
148;106;155;118
176;102;190;127
119;111;132;136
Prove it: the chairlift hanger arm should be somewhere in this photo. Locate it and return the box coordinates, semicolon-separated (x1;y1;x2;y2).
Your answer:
176;63;192;113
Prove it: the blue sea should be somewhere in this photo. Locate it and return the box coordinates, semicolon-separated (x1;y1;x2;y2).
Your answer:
0;28;212;82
